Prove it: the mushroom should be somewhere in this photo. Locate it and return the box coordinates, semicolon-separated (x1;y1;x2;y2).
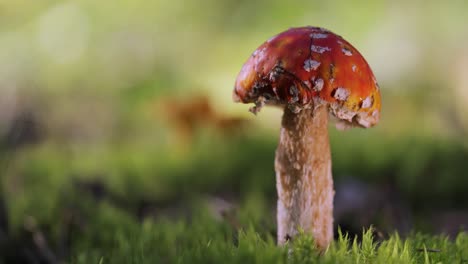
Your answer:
233;27;381;249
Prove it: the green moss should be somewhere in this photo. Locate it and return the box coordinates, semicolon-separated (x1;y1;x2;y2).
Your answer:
3;129;468;263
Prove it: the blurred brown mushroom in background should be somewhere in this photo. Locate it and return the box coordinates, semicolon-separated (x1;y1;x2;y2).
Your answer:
154;94;249;149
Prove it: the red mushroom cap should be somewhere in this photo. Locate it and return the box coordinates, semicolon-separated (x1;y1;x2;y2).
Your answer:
233;26;381;128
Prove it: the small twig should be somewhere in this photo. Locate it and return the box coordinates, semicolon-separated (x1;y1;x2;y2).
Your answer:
416;248;441;253
24;216;59;264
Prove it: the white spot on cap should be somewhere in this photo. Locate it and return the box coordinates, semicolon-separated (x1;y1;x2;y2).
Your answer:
303;59;320;72
253;47;267;61
342;47;352;56
361;96;373;108
333;87;350;101
311;45;331;54
313;78;324;92
355;110;380;128
356;113;371;128
318;27;331;33
303;80;311;88
330;102;356;122
352;65;357;72
289;86;299;103
310;33;328;39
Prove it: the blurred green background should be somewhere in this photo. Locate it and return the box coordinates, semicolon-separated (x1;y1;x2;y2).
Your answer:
0;0;467;262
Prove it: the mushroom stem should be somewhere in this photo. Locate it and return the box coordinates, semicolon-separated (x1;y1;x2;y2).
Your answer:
275;104;334;249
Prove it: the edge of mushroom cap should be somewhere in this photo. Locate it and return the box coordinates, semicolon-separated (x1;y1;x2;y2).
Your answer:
327;97;380;128
232;78;381;128
233;92;380;128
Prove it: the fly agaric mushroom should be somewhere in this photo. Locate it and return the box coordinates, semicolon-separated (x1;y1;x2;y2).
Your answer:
233;27;381;249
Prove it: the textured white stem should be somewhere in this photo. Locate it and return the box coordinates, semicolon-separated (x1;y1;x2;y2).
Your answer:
275;105;334;249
